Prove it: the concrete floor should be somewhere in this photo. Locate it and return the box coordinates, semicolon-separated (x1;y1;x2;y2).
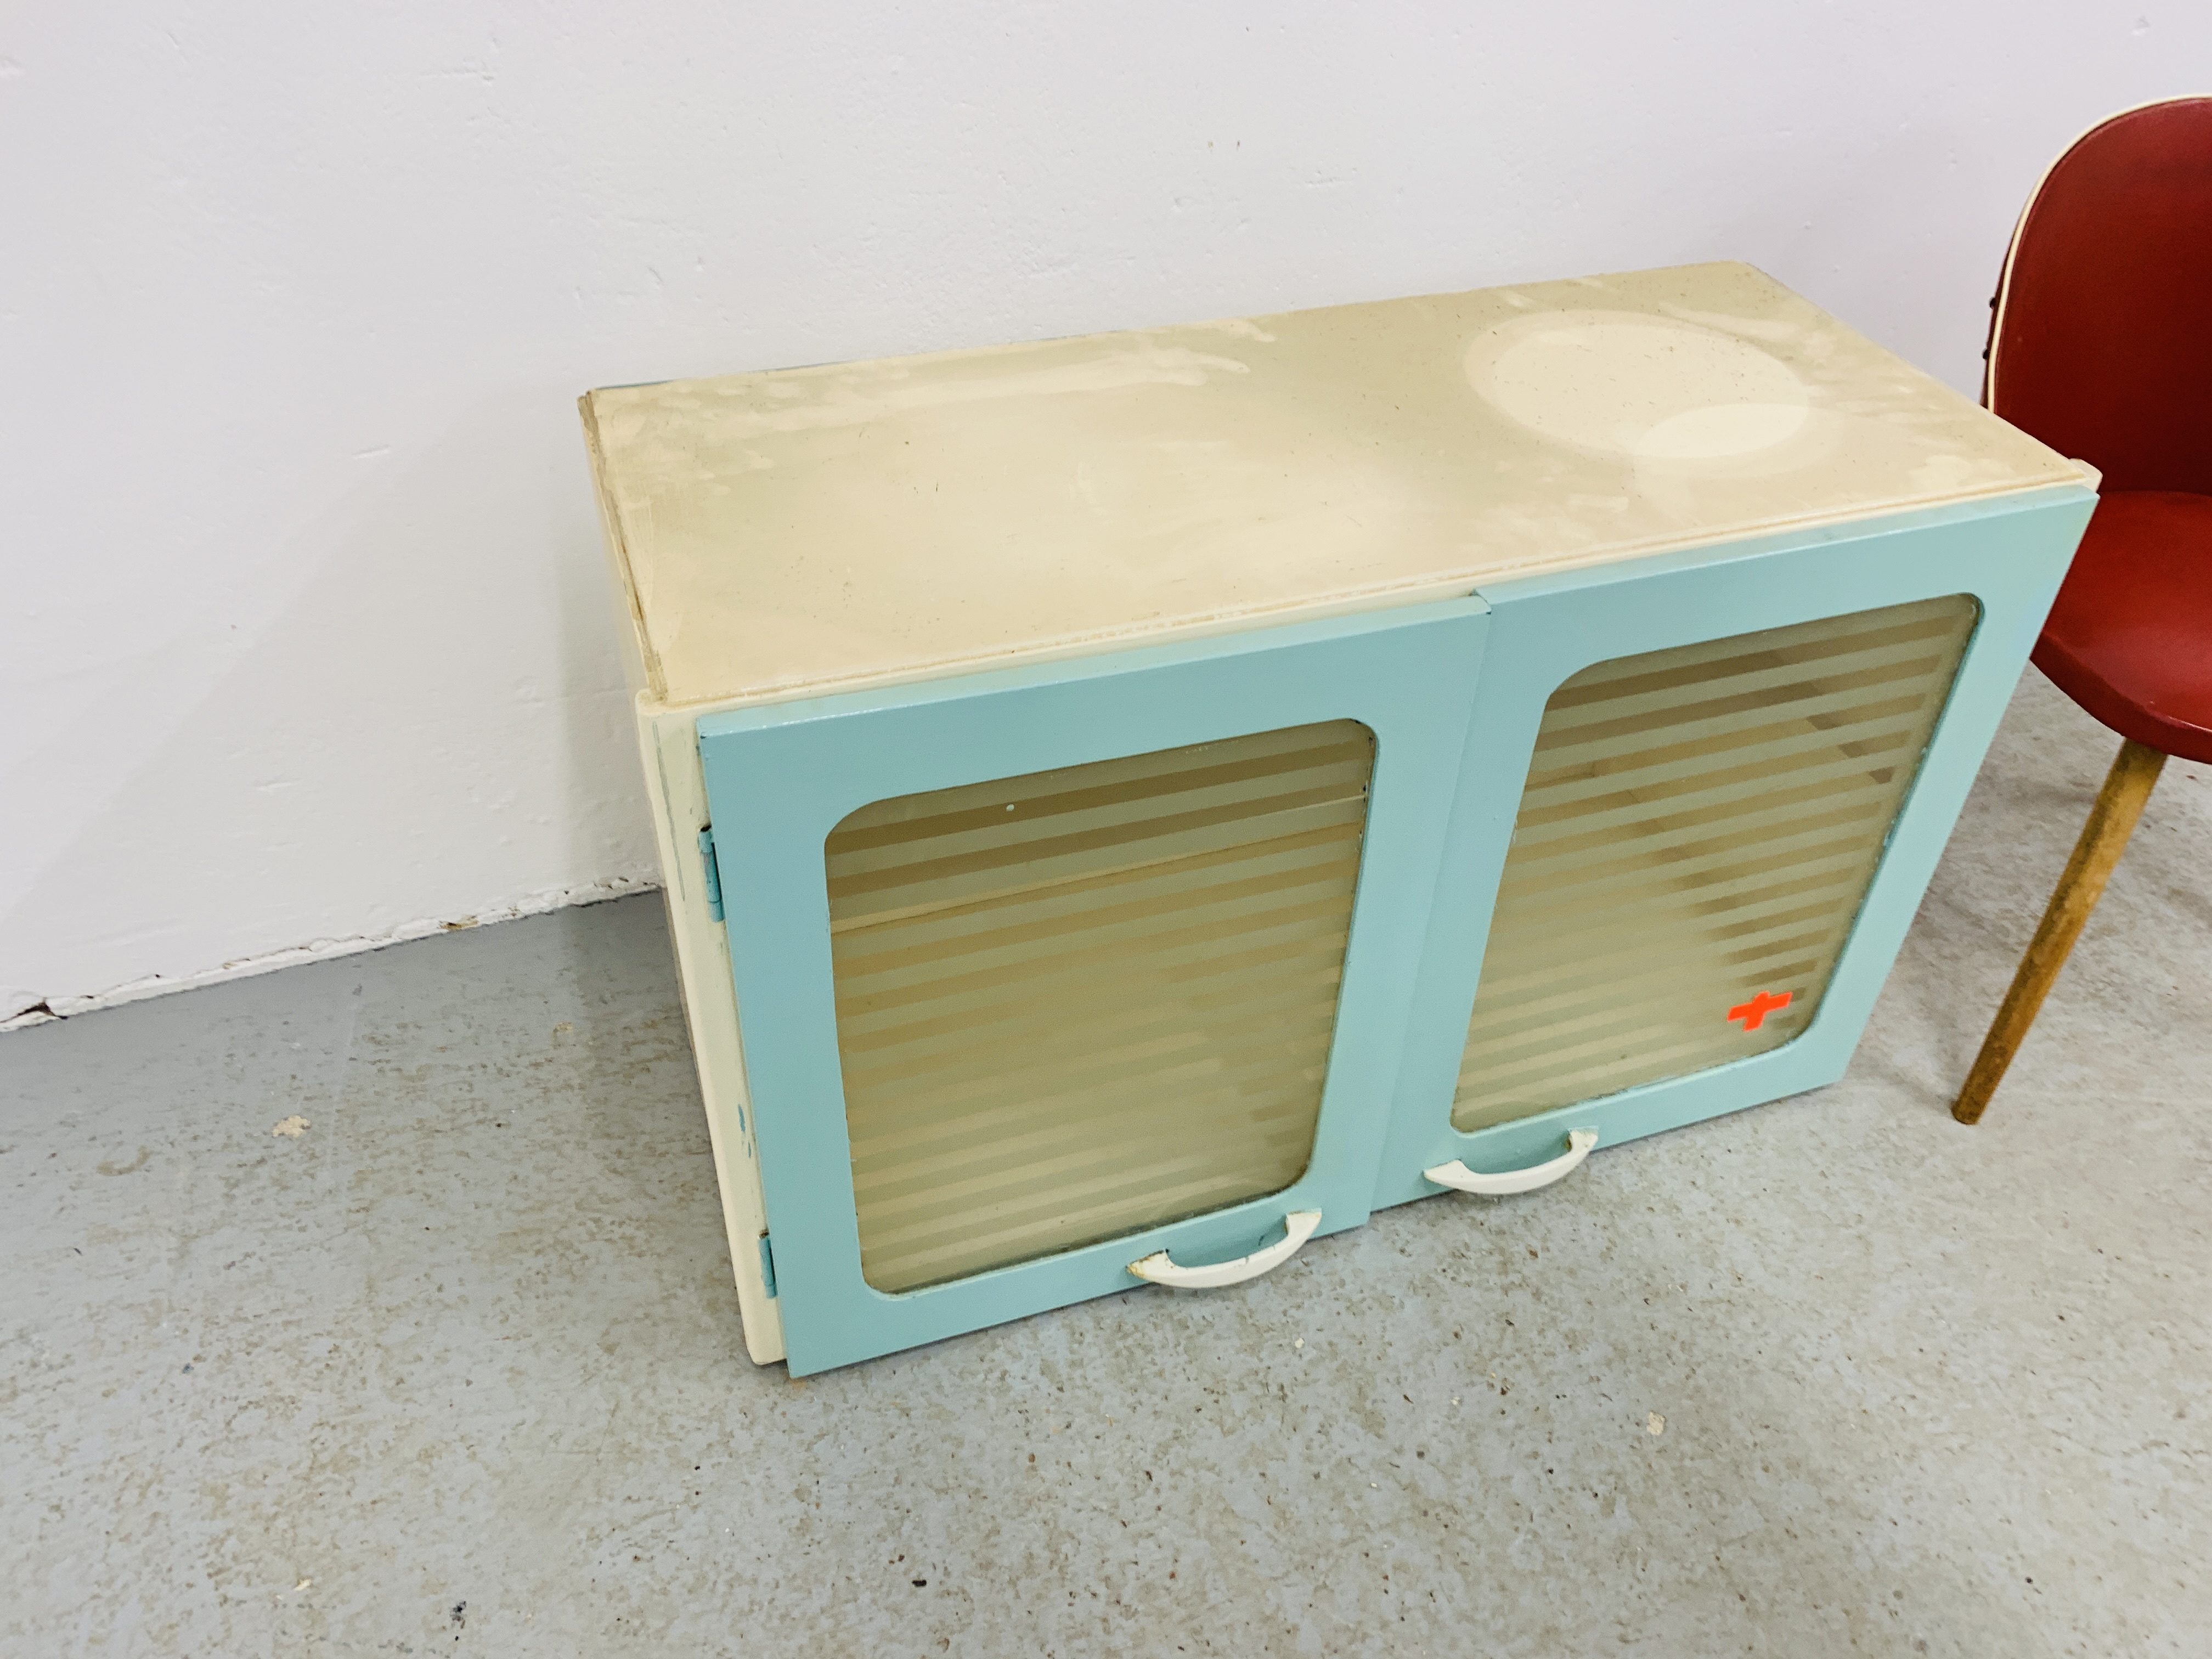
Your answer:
4;672;2209;1658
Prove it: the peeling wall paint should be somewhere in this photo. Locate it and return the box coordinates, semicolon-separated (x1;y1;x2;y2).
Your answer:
2;3;2204;1026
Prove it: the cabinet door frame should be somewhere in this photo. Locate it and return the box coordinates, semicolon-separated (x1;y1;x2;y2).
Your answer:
1373;487;2096;1208
697;598;1489;1374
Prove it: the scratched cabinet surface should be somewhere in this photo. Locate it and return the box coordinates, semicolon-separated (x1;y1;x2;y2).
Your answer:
583;261;2079;715
584;261;2096;1373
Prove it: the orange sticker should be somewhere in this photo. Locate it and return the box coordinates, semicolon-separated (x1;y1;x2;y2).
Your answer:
1726;990;1792;1031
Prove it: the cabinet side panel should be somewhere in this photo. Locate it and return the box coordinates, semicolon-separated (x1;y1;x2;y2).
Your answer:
582;393;664;700
637;702;784;1363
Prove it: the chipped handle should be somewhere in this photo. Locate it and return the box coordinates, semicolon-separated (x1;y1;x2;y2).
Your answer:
1128;1210;1322;1289
1424;1128;1598;1196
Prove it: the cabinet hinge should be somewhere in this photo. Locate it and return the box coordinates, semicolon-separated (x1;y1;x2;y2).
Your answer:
757;1232;778;1299
697;826;725;922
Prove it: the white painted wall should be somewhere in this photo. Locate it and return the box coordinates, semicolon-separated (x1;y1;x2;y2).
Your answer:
3;3;2204;1024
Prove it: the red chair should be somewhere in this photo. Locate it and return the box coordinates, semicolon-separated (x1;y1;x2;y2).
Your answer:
1955;96;2212;1123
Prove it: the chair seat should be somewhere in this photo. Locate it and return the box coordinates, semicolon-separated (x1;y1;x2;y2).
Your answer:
2032;489;2212;763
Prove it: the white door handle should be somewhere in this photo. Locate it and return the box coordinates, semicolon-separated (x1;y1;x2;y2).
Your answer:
1128;1210;1322;1289
1424;1128;1598;1195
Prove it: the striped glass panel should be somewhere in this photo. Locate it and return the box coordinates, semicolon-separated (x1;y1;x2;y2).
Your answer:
1453;595;1977;1133
827;721;1375;1293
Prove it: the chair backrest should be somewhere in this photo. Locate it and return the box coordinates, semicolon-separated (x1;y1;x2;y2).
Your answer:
1987;96;2212;494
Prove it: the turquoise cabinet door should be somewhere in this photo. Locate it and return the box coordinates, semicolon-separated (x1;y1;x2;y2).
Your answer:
697;600;1488;1375
1373;488;2096;1209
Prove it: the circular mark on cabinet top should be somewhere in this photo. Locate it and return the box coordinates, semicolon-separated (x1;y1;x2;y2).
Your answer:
1466;311;1811;461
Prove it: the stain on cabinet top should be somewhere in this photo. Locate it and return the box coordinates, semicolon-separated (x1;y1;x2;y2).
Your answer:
582;261;2083;709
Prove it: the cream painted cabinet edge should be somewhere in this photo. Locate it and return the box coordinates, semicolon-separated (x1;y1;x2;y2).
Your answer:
590;391;787;1361
579;396;657;701
634;698;785;1363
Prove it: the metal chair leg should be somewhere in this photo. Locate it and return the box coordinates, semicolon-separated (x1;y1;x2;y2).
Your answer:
1953;737;2166;1124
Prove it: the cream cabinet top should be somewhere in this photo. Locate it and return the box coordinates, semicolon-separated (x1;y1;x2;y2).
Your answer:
582;261;2081;709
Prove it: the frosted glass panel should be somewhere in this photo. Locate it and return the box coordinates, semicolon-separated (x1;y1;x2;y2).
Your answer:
1453;595;1978;1133
827;721;1375;1293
